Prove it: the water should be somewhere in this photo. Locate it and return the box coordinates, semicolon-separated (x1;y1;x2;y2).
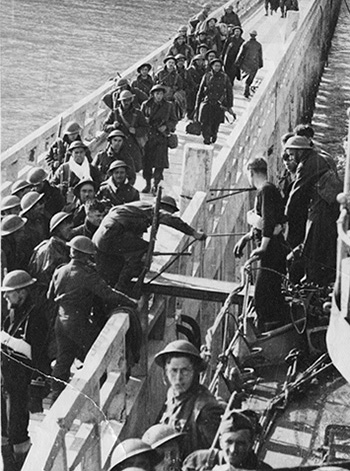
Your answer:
0;0;223;152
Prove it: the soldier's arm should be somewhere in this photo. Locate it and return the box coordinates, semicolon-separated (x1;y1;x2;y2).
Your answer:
102;110;117;133
196;402;225;449
87;270;137;308
159;211;206;239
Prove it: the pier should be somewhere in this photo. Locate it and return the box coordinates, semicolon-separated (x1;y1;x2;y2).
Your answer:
1;0;347;468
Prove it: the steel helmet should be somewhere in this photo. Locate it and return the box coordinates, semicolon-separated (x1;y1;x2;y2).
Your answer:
1;215;27;236
50;212;72;233
247;157;267;171
118;90;135;101
224;4;233;10
250;30;258;36
137;63;152;74
108;130;126;140
108;160;129;174
64;121;81;135
175;53;186;62
284;135;312;149
68;235;96;255
178;25;188;33
150;84;166;94
68;140;87;151
155;340;207;371
192;54;204;62
109;439;161;471
27;167;48;185
1;195;21;212
11;180;31;196
163;55;176;64
1;270;36;292
160;196;179;212
115;78;129;89
142;424;184;449
73;179;98;198
20;191;45;215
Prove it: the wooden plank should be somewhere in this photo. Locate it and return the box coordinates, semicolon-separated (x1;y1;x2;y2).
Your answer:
100;371;125;420
137;271;254;304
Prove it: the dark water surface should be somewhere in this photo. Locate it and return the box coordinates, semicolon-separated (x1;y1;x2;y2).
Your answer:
1;0;222;151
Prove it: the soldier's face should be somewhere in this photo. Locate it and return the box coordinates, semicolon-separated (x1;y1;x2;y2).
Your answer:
68;132;79;142
219;429;253;467
165;356;195;396
153;91;164;103
79;185;95;203
72;148;86;165
233;28;241;37
4;289;26;309
140;66;149;76
58;221;73;241
212;62;221;72
110;137;124;152
166;59;176;71
87;210;104;227
207;52;216;62
112;168;127;185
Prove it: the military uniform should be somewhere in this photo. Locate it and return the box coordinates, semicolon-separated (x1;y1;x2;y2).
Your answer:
92;145;136;184
97;177;140;207
37;180;65;217
235;37;263;95
70;218;99;239
51;161;101;197
48;258;135;398
102;86;148;111
155;68;184;102
222;35;244;84
45;134;92;176
167;41;194;63
196;68;233;144
131;74;154;98
219;11;241;26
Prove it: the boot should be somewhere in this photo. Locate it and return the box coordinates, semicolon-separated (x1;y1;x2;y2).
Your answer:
141;180;151;193
244;86;250;98
13;440;31;470
1;443;17;471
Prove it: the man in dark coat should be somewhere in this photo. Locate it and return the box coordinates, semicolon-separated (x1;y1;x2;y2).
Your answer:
141;84;178;193
51;141;101;202
167;35;194;64
235;30;263;98
92;130;137;184
196;58;234;145
284;136;339;286
93;200;206;293
97;160;140;207
20;191;50;250
222;25;244;84
27;166;65;217
220;5;241;26
155;56;185;120
131;63;154;98
102;89;150;172
45;121;91;177
187;54;206;120
234;158;288;331
48;235;137;402
102;77;148;111
1;215;29;273
64;178;99;228
71;199;107;239
1;270;50;467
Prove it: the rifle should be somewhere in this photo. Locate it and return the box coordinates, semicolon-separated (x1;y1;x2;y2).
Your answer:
133;185;162;299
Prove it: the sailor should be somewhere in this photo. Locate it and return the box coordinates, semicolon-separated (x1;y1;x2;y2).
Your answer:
102;77;148;111
195;58;234;145
234;158;287;331
284;135;339;286
51;141;101;201
10;180;32;200
1;195;21;218
222;25;244;85
187;54;206;120
1;270;49;468
93;199;206;292
1;215;28;273
141;84;178;194
102;89;149;173
20;190;50;249
155;340;225;458
131;63;154;98
219;4;241;27
167;34;194;64
97;160;140;207
235;30;263;98
108;439;161;471
45;121;91;175
48;235;137;402
142;424;184;471
92;129;137;184
182;410;272;470
71;199;107;239
27;166;65;217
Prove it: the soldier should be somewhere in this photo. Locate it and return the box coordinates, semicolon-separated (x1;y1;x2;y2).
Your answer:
1;195;21;218
48;235;137;402
234;158;287;331
155;340;225;458
51;141;101;201
92;129;136;184
201;18;222;54
175;54;195;118
222;25;244;84
102;77;148;111
142;424;184;471
155;56;184;119
1;270;49;468
93;200;206;292
235;30;263;98
20;190;49;249
27;166;65;217
109;439;161;471
102;89;149;173
167;35;194;64
45;121;91;176
10;180;32;200
71;199;106;239
141;84;178;194
196;58;234;145
187;54;206;120
189;3;211;34
220;4;241;26
1;215;28;273
97;160;140;207
131;63;154;98
64;178;99;228
182;410;272;470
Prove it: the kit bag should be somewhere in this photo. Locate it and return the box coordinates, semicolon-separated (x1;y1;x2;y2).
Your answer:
186;121;202;135
167;133;178;149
